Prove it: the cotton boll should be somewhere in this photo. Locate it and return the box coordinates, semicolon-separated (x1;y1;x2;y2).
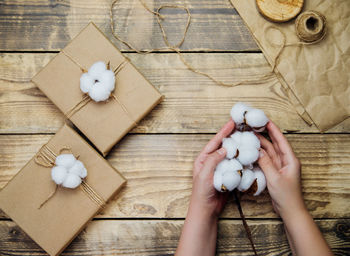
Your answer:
237;146;259;166
69;160;87;179
99;70;115;92
80;73;94;93
253;167;267;196
215;159;232;174
55;154;76;169
213;170;224;191
62;173;82;189
241;132;260;149
88;61;106;77
222;170;241;191
238;169;256;192
245;108;268;130
230;131;243;145
229;159;243;171
222;138;238;159
88;82;111;102
214;159;242;192
51;166;68;185
230;102;251;125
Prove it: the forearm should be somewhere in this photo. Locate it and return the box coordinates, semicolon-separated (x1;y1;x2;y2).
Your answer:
282;209;333;256
176;201;218;256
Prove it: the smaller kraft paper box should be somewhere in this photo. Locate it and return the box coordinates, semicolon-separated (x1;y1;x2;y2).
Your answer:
32;22;163;156
0;125;126;256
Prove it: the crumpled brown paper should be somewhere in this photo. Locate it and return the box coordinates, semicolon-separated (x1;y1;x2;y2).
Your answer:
231;0;350;131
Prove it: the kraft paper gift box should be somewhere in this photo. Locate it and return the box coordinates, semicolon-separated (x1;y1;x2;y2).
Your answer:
32;22;163;156
0;125;126;256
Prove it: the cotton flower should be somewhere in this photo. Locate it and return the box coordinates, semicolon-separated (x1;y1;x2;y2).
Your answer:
237;168;256;192
213;159;242;192
80;61;115;102
230;102;268;131
245;109;269;132
222;138;238;159
230;102;251;127
237;146;259;166
251;167;266;196
227;131;260;166
51;154;87;189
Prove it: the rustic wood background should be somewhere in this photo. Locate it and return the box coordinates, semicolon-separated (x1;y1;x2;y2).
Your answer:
0;0;349;255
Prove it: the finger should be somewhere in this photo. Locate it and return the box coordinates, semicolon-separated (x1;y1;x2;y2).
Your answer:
258;149;279;181
267;121;295;163
257;134;282;169
201;148;226;177
202;120;235;155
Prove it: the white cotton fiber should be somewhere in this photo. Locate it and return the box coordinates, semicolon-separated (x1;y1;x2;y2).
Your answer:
55;154;76;169
80;73;94;93
245;108;268;130
222;170;241;191
62;173;82;189
253;167;267;196
51;154;88;189
99;70;116;92
88;61;106;77
222;138;238;159
80;61;116;102
213;170;224;191
237;146;259;166
230;102;251;125
241;132;260;149
214;159;243;192
230;131;243;145
238;169;256;192
69;160;87;178
51;166;68;185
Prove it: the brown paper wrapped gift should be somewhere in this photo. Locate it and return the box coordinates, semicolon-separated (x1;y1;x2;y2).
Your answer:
230;0;350;131
0;125;126;256
32;22;163;156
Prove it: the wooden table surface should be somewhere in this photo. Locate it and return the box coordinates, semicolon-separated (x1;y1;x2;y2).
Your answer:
0;0;349;255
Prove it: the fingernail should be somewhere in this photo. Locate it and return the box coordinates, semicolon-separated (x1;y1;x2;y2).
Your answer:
217;148;226;155
259;149;264;158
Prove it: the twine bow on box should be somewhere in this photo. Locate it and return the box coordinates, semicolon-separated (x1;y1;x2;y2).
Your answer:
34;144;106;210
60;51;137;127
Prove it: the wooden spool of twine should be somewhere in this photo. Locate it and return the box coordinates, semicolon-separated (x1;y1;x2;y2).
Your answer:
295;11;326;42
256;0;304;22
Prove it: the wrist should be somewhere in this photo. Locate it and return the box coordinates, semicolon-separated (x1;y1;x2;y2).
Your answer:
187;196;219;223
281;204;309;226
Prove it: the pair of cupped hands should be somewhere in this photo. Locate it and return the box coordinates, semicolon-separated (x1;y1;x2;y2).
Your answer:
191;120;306;219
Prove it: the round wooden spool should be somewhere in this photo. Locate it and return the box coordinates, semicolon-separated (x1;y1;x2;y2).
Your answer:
256;0;304;22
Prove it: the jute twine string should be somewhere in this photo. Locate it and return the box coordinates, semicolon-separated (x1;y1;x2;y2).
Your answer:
34;144;106;209
61;50;137;127
265;11;327;72
110;0;275;87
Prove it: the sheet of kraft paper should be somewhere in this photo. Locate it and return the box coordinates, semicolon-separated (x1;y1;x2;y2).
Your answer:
230;0;350;132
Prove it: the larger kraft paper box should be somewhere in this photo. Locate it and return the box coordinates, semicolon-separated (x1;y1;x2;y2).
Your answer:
32;22;163;156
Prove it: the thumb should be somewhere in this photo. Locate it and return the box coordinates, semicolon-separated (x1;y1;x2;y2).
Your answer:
258;149;279;181
201;148;226;176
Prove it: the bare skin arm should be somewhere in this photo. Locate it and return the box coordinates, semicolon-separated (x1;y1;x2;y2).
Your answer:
257;121;333;256
175;120;234;256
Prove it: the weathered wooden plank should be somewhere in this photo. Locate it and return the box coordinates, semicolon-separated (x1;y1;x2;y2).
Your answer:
0;0;257;51
1;134;349;219
0;219;348;255
1;53;349;133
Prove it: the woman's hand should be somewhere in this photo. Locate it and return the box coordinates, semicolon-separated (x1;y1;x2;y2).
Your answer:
191;120;235;218
176;120;235;256
257;121;306;219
